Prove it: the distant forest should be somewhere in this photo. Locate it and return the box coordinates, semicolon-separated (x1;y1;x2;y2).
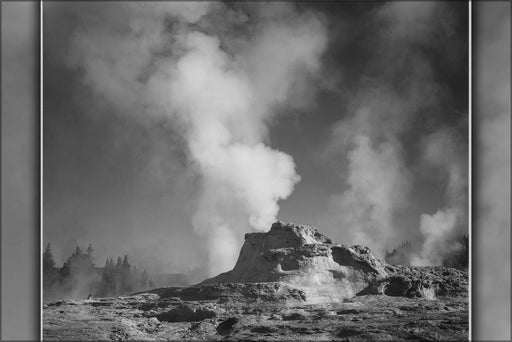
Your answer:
43;244;154;302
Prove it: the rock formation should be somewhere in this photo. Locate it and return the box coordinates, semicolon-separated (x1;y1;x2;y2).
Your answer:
43;221;468;341
202;221;467;302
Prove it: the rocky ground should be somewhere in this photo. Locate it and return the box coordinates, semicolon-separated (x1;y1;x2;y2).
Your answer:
43;222;468;341
43;289;468;341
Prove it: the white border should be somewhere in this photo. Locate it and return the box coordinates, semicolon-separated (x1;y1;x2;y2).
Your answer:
468;1;472;341
40;0;44;340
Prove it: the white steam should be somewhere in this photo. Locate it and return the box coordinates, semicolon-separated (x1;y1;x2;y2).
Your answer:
411;209;459;266
326;2;467;261
328;135;410;256
410;129;467;266
65;3;326;275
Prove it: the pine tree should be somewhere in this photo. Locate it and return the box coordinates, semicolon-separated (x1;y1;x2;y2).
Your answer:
60;244;96;298
97;257;112;297
106;259;112;296
114;256;123;295
121;255;132;294
122;255;129;267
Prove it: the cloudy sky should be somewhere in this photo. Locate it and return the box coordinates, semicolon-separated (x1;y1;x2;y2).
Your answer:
43;2;468;280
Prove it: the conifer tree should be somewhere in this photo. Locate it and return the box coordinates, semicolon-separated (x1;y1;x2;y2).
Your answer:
114;256;123;295
121;255;132;293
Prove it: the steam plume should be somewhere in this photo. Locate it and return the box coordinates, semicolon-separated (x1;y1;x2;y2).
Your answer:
64;3;326;275
410;128;467;266
328;135;410;255
326;2;467;259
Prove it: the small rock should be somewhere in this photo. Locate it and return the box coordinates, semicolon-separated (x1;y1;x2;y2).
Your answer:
48;301;64;307
144;310;158;317
148;317;159;325
216;317;239;334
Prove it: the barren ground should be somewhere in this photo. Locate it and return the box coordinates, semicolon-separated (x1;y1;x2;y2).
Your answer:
43;287;467;341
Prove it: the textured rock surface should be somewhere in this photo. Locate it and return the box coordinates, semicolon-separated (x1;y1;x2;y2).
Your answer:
43;293;468;341
43;221;468;341
201;221;466;303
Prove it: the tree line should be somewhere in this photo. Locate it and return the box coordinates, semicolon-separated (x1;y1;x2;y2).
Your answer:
43;243;154;302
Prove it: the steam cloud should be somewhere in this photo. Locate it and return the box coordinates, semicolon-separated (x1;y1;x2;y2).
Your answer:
65;3;326;275
326;2;468;261
328;134;410;255
410;128;467;266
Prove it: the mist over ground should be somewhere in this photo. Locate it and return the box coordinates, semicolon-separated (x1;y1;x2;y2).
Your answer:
43;2;468;283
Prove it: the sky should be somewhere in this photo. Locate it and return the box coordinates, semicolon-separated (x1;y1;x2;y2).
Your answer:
43;2;469;281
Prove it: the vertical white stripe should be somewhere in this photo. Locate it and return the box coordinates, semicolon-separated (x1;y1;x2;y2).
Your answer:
40;0;44;340
468;1;472;341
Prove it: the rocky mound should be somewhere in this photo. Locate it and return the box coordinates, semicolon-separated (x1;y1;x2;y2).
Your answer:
201;221;467;302
43;221;468;341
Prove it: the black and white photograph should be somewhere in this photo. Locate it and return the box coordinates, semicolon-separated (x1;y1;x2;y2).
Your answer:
39;1;472;340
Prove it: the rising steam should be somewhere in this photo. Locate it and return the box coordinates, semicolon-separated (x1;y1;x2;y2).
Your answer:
410;128;467;266
328;135;410;256
326;2;468;261
65;3;326;275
